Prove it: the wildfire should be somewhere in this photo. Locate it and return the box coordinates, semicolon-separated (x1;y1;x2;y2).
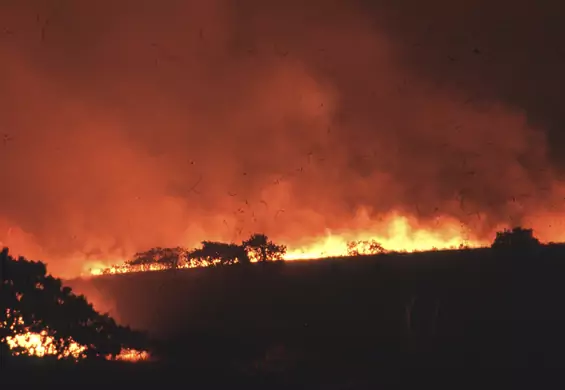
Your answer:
87;213;491;276
1;311;149;362
284;214;487;259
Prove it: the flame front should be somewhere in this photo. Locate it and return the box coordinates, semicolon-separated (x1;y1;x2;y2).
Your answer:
284;213;488;260
1;311;149;362
86;213;491;276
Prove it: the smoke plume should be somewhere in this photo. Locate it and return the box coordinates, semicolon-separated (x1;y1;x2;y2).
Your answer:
1;0;564;277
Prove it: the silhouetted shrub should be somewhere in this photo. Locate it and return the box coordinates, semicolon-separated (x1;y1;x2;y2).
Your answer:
189;241;251;266
127;246;188;270
491;227;541;250
347;239;386;256
94;233;288;274
242;233;287;262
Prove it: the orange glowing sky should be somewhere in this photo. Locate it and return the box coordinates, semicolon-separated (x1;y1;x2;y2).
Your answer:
1;1;565;278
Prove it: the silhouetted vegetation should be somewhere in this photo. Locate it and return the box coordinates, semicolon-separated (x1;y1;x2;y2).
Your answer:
190;241;251;266
127;246;187;270
242;233;287;262
6;227;565;385
346;239;386;256
0;248;149;361
491;226;541;250
98;233;287;274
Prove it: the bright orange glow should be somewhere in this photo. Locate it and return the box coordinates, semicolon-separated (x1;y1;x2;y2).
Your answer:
284;213;489;260
85;213;492;276
114;348;151;362
1;1;565;283
4;331;87;359
1;310;149;362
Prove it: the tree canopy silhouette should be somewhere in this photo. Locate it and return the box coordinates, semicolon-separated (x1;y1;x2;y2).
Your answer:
189;241;250;266
1;247;149;360
346;239;386;256
94;233;287;274
242;233;287;262
127;246;187;270
491;227;541;250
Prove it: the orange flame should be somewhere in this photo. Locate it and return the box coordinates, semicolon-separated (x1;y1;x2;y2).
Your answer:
1;311;149;362
85;213;491;276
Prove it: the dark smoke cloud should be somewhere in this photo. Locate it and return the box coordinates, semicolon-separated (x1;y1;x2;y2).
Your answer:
1;0;564;277
362;0;565;163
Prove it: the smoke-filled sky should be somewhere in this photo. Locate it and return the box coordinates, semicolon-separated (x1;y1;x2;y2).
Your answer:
1;0;565;277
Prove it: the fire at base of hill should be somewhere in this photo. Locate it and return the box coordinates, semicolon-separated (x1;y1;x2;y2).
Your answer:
1;311;150;362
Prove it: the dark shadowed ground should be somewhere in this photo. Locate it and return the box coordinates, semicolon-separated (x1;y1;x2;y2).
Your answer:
4;245;565;385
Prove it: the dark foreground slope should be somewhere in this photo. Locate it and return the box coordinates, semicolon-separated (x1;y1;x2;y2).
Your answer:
5;245;565;384
69;246;565;365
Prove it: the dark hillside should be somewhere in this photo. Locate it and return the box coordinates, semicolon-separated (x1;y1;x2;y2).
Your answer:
65;244;565;372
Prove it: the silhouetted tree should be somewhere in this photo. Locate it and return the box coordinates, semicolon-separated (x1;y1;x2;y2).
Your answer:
158;247;187;269
242;233;287;262
189;241;250;266
491;227;541;250
347;240;386;256
127;247;187;270
126;249;157;271
0;247;149;360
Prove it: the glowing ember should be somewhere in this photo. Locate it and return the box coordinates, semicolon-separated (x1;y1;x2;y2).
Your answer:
114;348;151;362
